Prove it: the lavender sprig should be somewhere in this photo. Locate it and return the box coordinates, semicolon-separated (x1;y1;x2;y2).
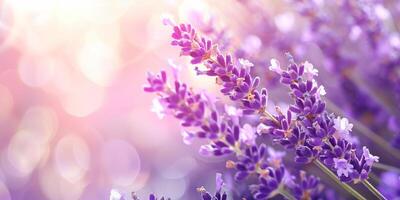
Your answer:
143;70;289;199
170;24;272;122
166;22;386;199
268;59;380;183
293;0;400;152
168;22;379;183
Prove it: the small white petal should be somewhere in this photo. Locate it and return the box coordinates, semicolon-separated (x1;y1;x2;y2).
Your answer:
363;146;379;165
240;124;256;145
256;123;269;135
318;86;326;96
239;58;254;69
109;189;122;200
269;58;282;74
224;105;242;117
303;61;318;80
215;173;224;192
334;116;353;137
151;98;166;119
199;144;213;156
168;59;181;71
181;130;194;145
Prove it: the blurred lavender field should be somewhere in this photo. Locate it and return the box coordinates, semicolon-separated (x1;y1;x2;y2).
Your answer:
0;0;400;200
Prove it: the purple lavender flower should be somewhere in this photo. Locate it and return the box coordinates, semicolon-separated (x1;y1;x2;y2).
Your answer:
148;194;169;200
167;22;380;184
266;58;379;183
144;70;206;127
287;171;324;200
294;0;400;148
334;158;354;178
144;70;286;199
171;24;215;64
168;23;268;116
226;143;286;199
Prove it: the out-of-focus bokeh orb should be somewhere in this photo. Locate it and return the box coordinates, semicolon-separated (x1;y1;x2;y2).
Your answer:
101;139;141;187
55;134;90;183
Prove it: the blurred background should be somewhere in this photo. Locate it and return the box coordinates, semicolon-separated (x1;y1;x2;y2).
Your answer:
0;0;274;200
0;0;399;199
0;0;240;199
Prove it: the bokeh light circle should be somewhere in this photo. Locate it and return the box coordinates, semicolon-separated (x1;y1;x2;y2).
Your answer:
18;56;55;88
101;139;141;187
54;135;90;183
6;129;48;177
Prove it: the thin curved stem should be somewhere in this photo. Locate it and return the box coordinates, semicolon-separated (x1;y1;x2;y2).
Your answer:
278;188;296;200
369;173;380;184
325;99;400;161
313;160;366;200
362;180;387;200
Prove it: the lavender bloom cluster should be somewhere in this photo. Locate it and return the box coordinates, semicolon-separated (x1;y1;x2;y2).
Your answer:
287;171;324;200
280;0;400;149
268;59;379;182
139;1;400;198
144;70;287;199
233;0;400;154
170;24;269;117
168;22;379;184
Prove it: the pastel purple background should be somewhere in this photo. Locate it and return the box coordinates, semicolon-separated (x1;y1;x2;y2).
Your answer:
0;0;239;199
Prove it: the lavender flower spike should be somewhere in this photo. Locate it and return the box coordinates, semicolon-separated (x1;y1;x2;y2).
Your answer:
144;70;288;199
167;22;379;184
168;23;268;117
266;57;379;183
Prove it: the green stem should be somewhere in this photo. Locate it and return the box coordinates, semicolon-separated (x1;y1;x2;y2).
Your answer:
369;173;380;184
325;100;400;161
313;160;366;200
362;180;387;200
373;162;400;174
278;188;296;200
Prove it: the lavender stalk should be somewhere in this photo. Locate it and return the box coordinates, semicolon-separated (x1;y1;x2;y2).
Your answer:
362;180;387;200
143;70;288;199
167;22;383;199
325;99;400;160
314;159;365;200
